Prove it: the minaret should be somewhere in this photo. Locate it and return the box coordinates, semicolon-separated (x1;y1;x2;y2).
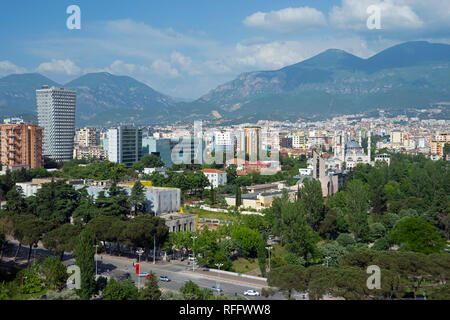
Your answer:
341;130;345;160
358;129;362;146
368;131;371;161
334;132;337;158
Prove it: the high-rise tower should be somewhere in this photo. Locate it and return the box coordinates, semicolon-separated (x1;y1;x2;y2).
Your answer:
36;87;76;162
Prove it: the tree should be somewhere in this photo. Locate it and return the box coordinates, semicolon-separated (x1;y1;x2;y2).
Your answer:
16;262;44;294
72;194;99;226
369;223;387;241
336;233;355;248
226;165;237;184
267;265;307;299
129;180;146;214
389;217;446;254
281;201;320;264
344;180;369;241
318;242;347;267
4;187;26;213
231;225;261;257
235;185;242;207
180;280;213;300
298;179;324;231
257;237;267;276
133;154;165;172
28;180;81;224
102;278;138;300
75;227;96;300
139;272;161;300
42;224;81;259
40;256;68;290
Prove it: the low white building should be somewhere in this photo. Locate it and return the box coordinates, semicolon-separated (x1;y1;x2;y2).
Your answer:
201;169;227;188
143;167;168;178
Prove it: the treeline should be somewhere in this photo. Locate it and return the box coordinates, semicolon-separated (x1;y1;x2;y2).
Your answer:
268;249;450;300
262;153;449;299
0;179;168;264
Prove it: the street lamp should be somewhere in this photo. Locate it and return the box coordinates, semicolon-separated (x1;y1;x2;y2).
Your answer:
325;256;330;268
265;246;272;272
215;263;223;291
191;235;198;272
136;248;144;291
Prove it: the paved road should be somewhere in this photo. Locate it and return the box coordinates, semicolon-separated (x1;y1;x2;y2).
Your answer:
1;239;294;300
68;254;288;300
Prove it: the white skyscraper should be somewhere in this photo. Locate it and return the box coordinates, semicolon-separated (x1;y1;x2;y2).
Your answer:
107;126;142;167
36;87;76;162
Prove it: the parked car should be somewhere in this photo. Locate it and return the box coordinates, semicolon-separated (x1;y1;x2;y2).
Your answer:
138;272;149;277
244;290;260;296
211;286;223;293
201;266;210;271
159;275;171;282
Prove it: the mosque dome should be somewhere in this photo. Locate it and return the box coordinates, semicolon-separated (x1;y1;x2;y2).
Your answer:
345;141;362;149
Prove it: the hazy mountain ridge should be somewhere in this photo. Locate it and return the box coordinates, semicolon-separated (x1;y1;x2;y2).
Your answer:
0;41;449;125
186;41;450;121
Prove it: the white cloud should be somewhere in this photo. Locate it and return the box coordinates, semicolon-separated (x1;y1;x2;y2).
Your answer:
243;7;327;33
0;61;27;77
329;0;424;31
170;51;201;75
151;59;180;78
36;59;81;75
232;41;309;69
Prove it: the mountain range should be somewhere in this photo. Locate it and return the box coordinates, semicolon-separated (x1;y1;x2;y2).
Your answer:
0;41;449;126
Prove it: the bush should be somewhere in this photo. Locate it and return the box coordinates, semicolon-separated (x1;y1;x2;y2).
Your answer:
336;233;355;247
369;223;386;241
371;237;390;251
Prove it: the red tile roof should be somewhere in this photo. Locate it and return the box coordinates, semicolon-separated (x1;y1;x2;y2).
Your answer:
201;169;225;174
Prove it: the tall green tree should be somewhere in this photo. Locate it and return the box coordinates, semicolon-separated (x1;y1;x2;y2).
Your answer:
75;227;96;300
298;179;324;231
129;180;146;214
344;180;370;241
235;185;242;207
40;256;68;290
139;272;161;300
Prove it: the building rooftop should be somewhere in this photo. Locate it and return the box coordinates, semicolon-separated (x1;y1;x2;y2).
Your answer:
201;169;225;174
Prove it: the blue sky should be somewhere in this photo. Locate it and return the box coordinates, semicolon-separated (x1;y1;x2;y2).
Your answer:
1;0;449;99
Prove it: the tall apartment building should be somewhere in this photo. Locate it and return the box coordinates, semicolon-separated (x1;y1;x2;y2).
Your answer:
239;127;261;156
36;87;76;162
107;126;142;167
292;132;306;148
75;128;100;147
212;131;235;153
390;130;404;146
0;124;43;169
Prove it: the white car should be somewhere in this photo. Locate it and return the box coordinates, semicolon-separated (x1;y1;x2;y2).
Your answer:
138;272;149;277
244;290;260;296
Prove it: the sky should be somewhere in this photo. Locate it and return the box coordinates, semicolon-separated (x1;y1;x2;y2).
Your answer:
0;0;450;100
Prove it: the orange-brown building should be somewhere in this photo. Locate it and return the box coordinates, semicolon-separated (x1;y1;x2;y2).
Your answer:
0;124;43;169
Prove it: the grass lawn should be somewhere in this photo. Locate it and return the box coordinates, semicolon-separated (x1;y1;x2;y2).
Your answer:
232;257;260;275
